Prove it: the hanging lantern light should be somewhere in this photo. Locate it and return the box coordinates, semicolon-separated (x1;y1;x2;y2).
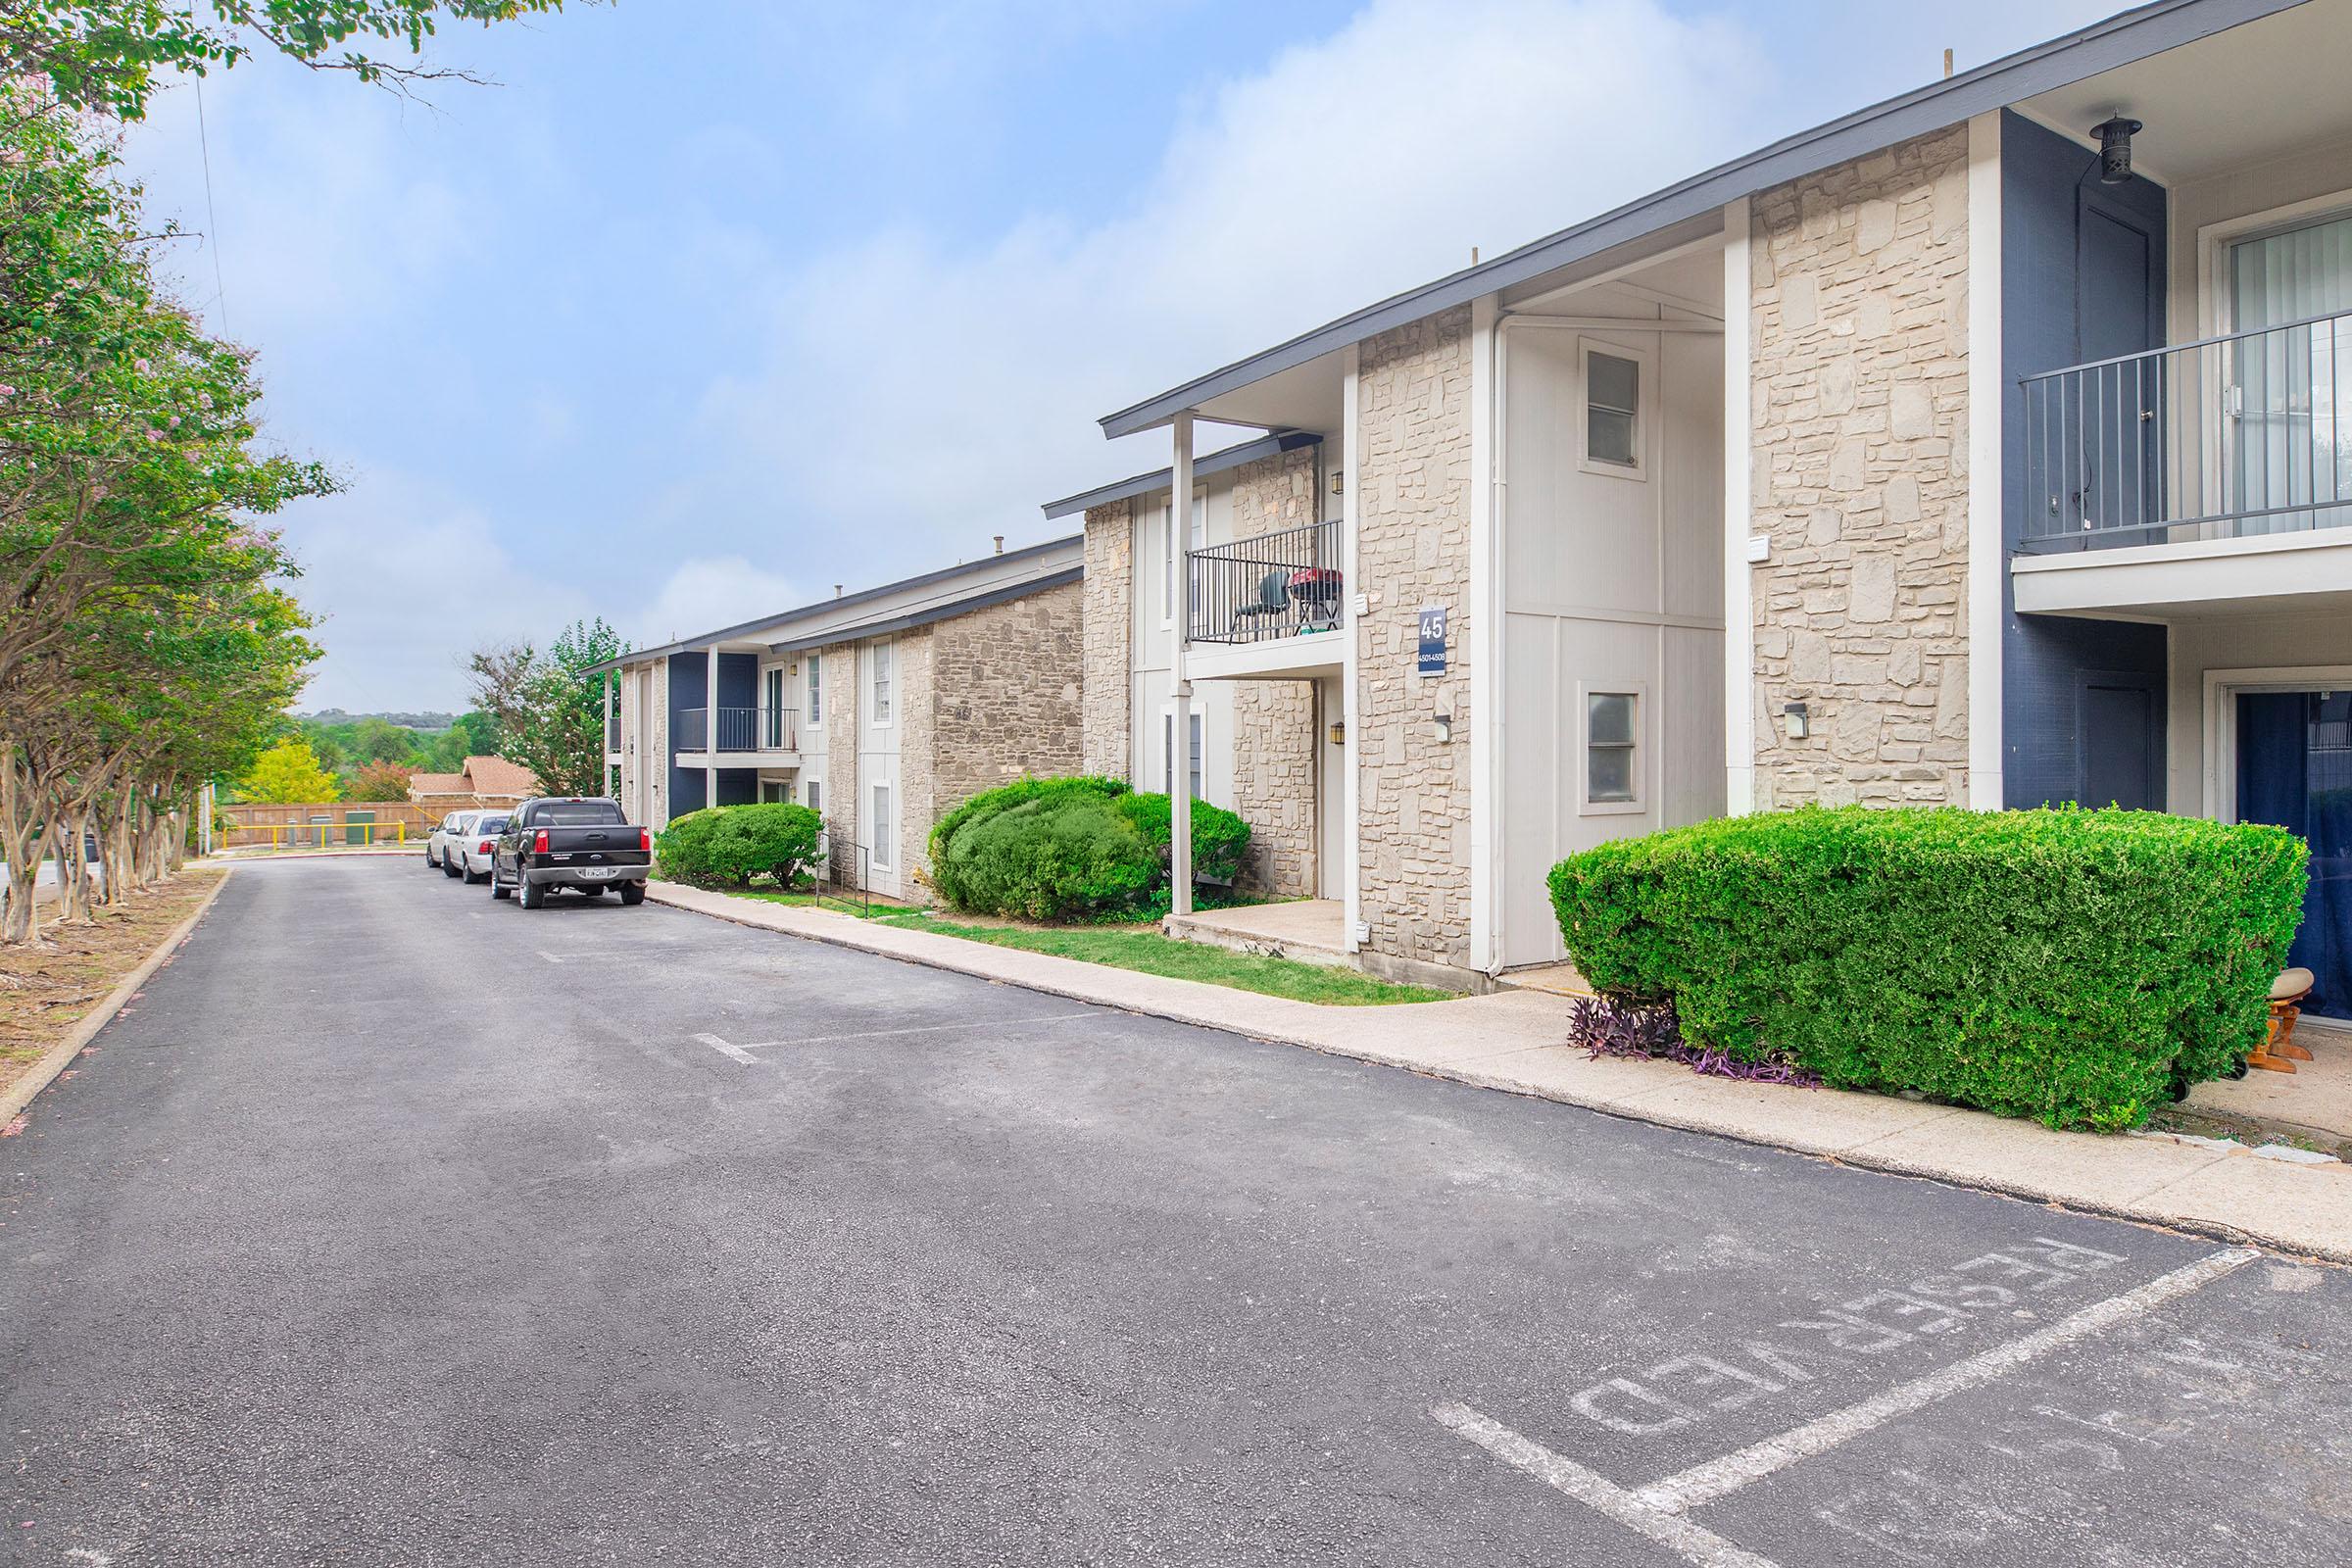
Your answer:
2092;116;2142;184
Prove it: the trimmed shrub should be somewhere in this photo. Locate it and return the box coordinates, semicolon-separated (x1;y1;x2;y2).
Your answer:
1116;790;1250;886
1546;806;2307;1132
657;802;824;889
928;775;1253;919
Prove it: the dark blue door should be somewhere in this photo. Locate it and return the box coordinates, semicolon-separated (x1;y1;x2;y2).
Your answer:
2236;691;2352;1018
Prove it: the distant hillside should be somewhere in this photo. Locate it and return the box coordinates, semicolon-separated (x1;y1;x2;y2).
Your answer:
299;708;457;732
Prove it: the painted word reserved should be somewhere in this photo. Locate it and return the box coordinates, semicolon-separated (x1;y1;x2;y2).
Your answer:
1568;1236;2128;1434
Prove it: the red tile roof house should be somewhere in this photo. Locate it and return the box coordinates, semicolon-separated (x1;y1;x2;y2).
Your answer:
1069;0;2352;1004
408;756;541;808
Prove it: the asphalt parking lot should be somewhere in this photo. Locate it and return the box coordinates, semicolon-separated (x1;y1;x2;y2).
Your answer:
1;857;2346;1565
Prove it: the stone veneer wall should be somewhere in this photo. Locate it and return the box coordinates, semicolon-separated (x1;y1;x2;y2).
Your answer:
930;579;1084;813
1354;306;1474;973
895;626;936;892
1747;127;1971;807
1224;446;1322;897
1079;501;1133;780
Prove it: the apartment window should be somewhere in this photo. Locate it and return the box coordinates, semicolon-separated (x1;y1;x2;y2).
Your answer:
759;778;789;804
806;653;822;725
1584;690;1641;810
1161;710;1203;801
870;784;894;869
805;779;821;814
1158;489;1208;624
1581;341;1646;477
870;641;893;725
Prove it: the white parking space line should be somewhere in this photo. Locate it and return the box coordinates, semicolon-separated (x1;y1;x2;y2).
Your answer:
691;1012;1100;1065
693;1033;759;1064
1632;1247;2260;1515
1431;1404;1780;1568
536;952;564;964
1436;1246;2260;1567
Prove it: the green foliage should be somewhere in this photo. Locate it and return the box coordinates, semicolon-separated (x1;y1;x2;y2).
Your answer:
238;738;340;803
656;802;823;890
1116;790;1250;885
1;0;595;121
347;758;413;801
926;775;1252;921
1546;806;2310;1131
466;619;624;799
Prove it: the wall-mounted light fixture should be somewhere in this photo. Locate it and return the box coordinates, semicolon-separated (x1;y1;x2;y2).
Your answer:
1784;701;1810;740
1433;713;1453;744
1328;720;1347;747
2092;116;2142;184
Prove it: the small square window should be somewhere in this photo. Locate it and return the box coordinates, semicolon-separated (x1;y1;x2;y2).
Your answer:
1583;346;1643;474
1587;691;1638;806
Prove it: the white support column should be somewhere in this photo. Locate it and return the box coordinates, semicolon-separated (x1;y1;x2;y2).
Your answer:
604;669;615;798
706;644;719;809
1169;411;1195;917
1468;292;1502;974
1722;196;1757;815
1966;110;2005;810
1341;344;1364;954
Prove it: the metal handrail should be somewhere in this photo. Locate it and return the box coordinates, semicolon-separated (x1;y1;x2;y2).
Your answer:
2017;305;2352;550
1188;519;1343;645
676;707;800;752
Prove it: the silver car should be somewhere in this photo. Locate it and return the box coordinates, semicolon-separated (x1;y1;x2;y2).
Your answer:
449;813;510;884
427;809;484;873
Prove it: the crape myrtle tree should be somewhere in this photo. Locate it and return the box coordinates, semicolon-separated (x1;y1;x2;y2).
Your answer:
465;616;624;799
0;86;325;946
0;0;595;121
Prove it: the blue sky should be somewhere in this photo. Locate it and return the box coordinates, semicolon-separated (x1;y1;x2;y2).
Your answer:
119;0;2118;712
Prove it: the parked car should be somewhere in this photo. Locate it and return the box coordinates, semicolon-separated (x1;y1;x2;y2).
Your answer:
426;809;483;871
490;797;651;908
449;812;510;885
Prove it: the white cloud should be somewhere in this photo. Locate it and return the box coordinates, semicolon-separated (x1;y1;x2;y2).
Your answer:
627;557;806;651
681;0;1768;564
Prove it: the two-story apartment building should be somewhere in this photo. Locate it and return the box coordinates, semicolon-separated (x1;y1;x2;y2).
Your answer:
597;537;1083;900
1078;0;2351;1007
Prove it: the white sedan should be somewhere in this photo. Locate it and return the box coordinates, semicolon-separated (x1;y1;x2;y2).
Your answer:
427;809;483;872
449;812;511;884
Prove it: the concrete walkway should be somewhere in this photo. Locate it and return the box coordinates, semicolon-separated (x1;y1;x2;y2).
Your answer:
647;881;2352;1262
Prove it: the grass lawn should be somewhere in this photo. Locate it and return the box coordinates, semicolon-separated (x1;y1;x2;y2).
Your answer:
866;909;1451;1006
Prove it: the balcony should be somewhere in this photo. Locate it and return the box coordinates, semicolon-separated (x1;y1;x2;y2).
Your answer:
676;706;800;757
2014;308;2352;617
1182;520;1347;681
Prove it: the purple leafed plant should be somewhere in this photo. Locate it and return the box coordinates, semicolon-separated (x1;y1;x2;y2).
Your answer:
1565;995;1819;1088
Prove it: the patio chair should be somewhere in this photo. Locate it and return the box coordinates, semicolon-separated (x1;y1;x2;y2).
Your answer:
1230;569;1293;637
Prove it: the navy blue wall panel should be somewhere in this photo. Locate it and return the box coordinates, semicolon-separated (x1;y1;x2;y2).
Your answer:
1999;110;2170;808
667;653;707;814
715;769;760;807
717;652;759;710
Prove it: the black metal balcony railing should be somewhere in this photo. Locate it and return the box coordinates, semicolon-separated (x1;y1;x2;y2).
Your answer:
676;707;799;753
2019;305;2352;551
1187;519;1343;645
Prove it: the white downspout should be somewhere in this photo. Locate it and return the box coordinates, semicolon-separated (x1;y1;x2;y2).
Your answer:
1341;345;1363;955
1468;293;1502;974
1722;195;1757;814
1966;110;2005;810
1169;411;1195;916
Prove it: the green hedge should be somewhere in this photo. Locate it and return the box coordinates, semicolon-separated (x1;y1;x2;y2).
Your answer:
656;801;824;889
928;775;1250;920
1545;806;2307;1131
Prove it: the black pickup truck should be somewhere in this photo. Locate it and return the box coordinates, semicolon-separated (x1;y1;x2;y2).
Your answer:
490;796;652;908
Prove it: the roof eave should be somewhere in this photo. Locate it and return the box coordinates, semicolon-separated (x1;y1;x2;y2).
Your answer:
1096;0;2302;440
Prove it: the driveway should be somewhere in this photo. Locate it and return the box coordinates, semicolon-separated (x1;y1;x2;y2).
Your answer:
1;858;2346;1566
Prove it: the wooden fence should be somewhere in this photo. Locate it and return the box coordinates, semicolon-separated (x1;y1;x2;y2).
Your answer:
218;800;446;850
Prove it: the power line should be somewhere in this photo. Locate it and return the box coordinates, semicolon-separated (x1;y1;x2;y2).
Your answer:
194;76;229;336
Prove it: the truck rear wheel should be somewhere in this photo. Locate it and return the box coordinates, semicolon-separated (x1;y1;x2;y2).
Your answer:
619;883;646;906
517;875;545;910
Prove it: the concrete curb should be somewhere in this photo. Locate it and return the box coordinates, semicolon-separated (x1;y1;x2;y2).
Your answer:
0;868;233;1127
646;881;2352;1265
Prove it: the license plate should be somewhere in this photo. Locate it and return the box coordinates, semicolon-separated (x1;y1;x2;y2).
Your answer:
577;866;615;879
